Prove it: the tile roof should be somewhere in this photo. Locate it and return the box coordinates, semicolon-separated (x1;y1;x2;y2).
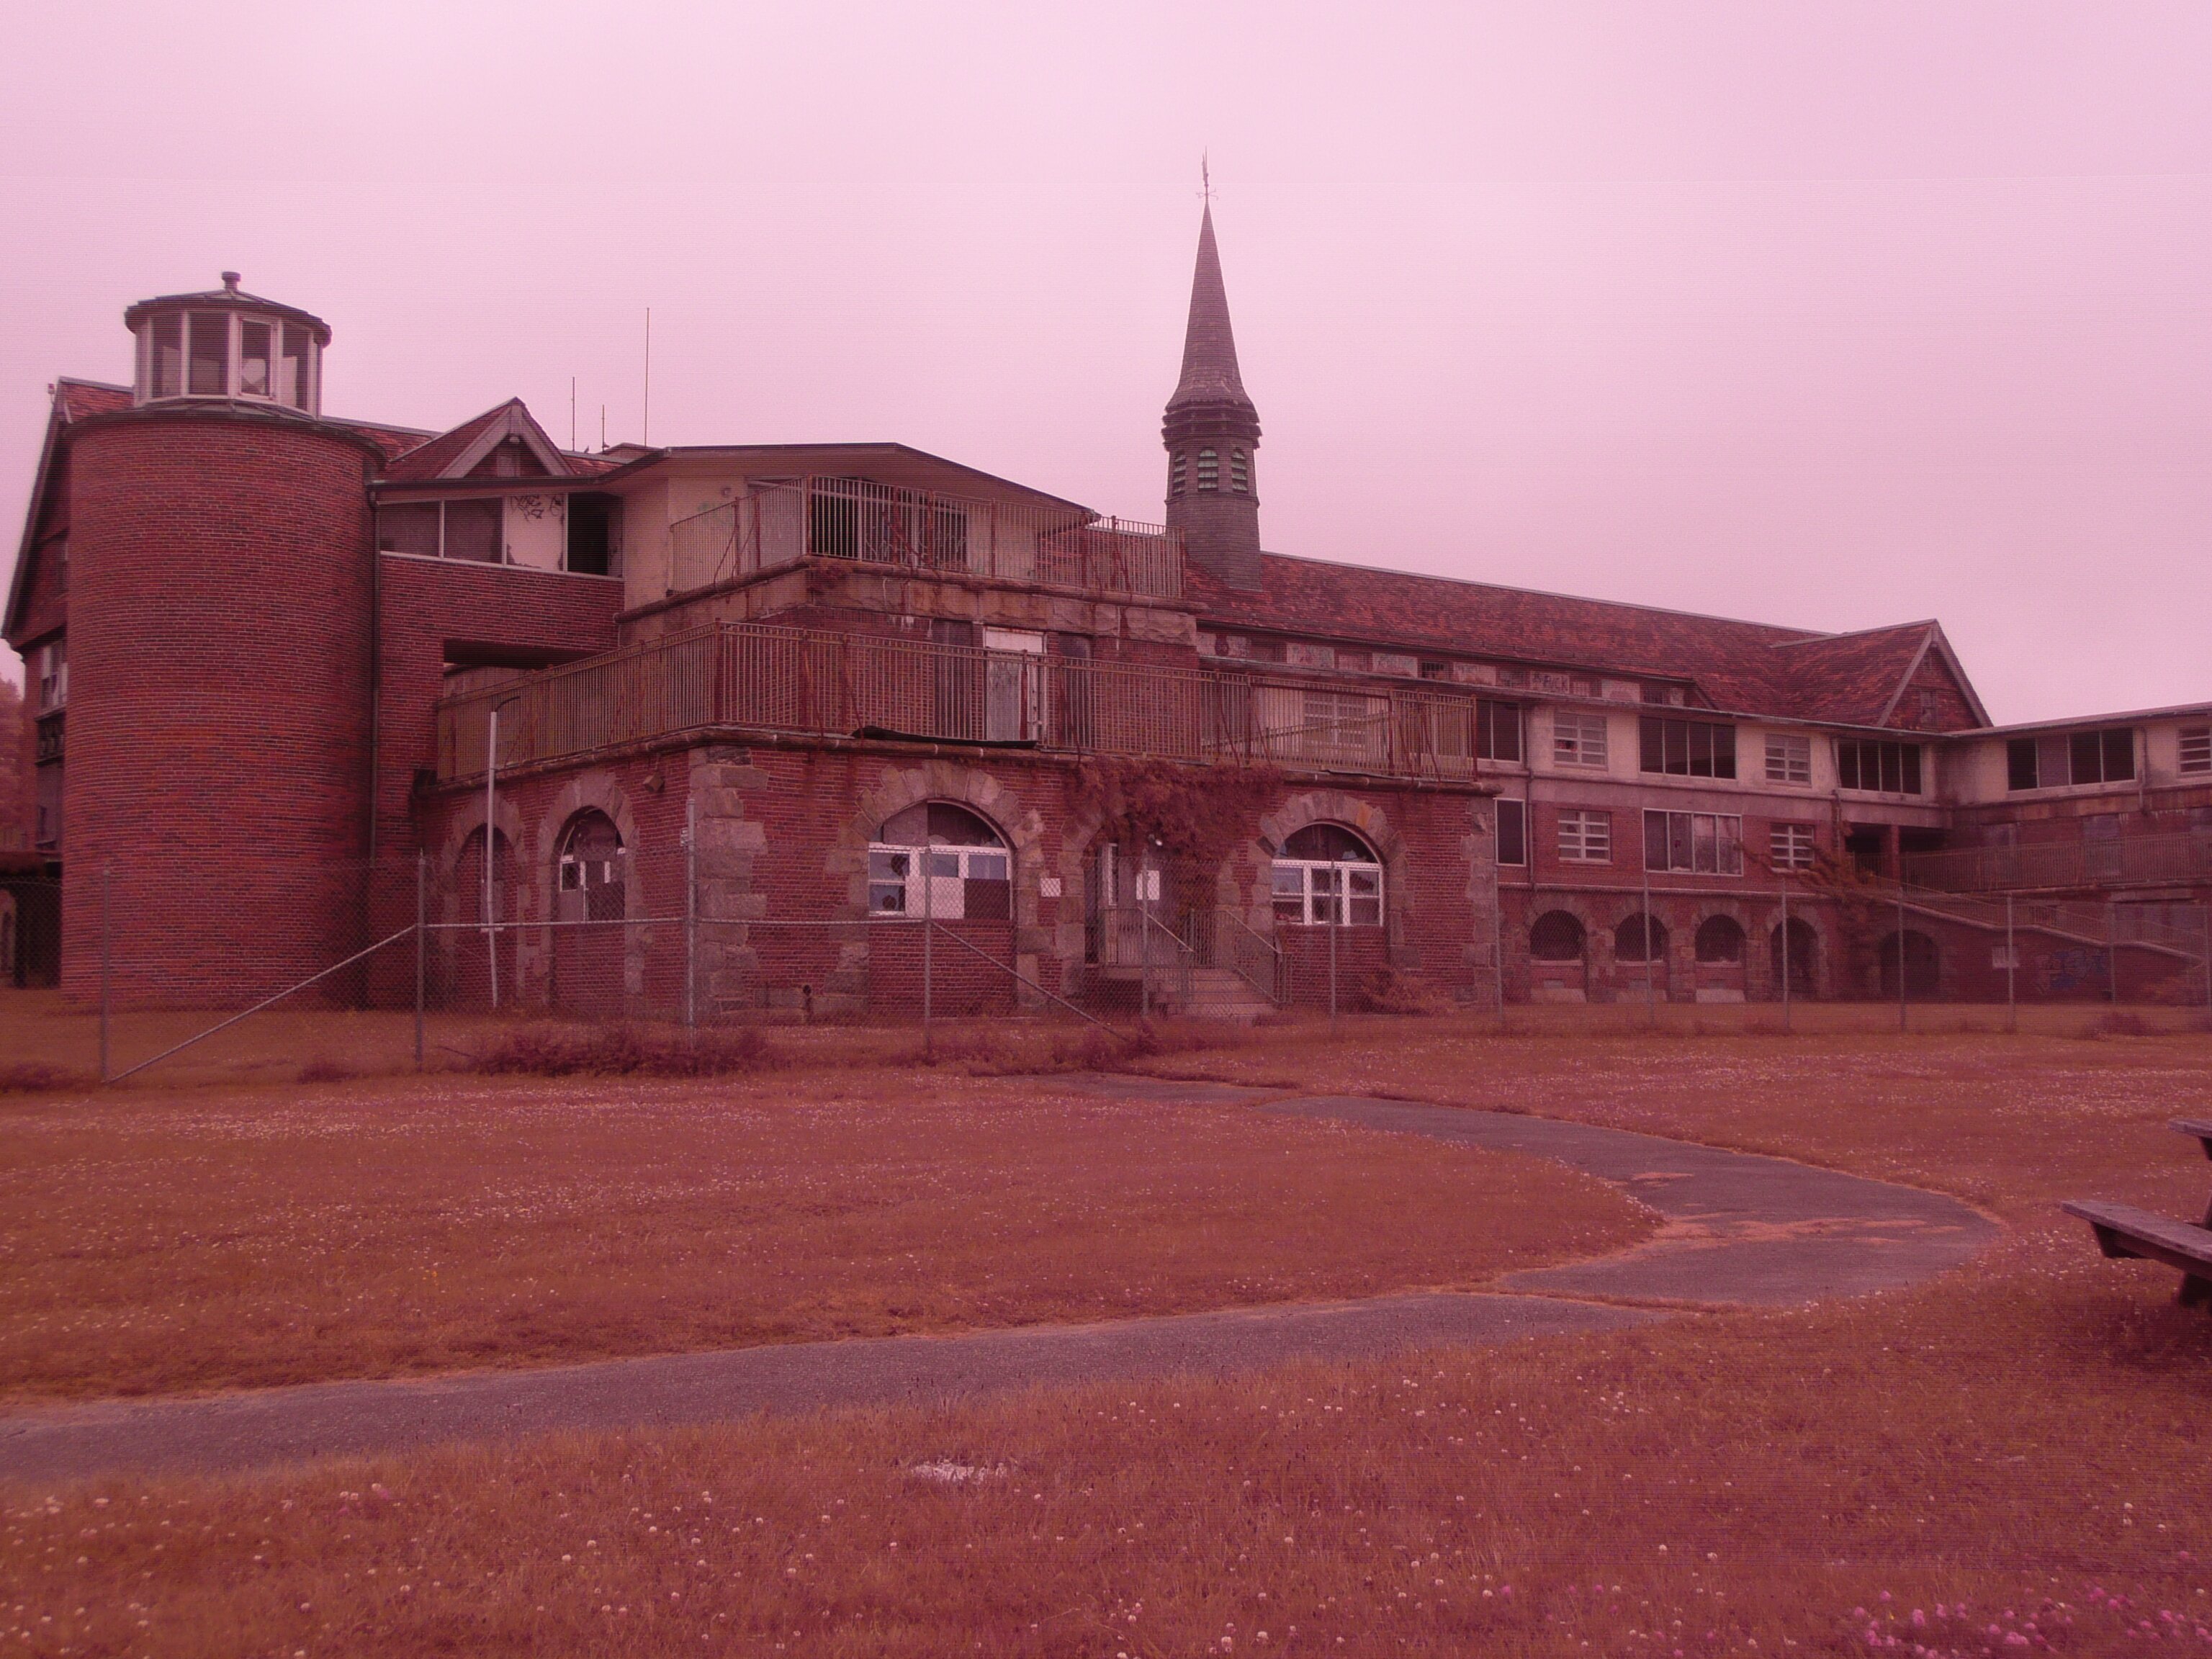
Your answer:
380;404;516;481
52;378;428;459
1192;552;1987;729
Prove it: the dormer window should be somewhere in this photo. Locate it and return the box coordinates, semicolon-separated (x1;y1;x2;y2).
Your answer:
130;276;325;413
1230;449;1250;494
1196;449;1219;491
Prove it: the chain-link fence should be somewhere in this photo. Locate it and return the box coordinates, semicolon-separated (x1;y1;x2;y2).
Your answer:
4;837;2209;1086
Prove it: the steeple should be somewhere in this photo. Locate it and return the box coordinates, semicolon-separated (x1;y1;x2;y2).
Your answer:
1164;201;1264;590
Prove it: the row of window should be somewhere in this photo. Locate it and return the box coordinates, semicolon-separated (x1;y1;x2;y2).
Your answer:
1168;449;1253;497
1494;801;1820;873
1531;910;1771;966
1549;716;1927;794
375;495;619;576
139;310;318;410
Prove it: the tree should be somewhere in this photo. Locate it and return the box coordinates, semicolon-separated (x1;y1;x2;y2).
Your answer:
0;675;26;848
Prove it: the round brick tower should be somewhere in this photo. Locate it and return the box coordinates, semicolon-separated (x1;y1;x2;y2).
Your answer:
60;276;384;1008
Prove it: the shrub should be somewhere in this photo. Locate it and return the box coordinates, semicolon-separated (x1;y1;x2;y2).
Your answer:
469;1024;781;1078
2079;1010;2155;1040
1353;968;1455;1017
0;1062;84;1095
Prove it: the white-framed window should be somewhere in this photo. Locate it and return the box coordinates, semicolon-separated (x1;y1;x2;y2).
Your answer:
1643;811;1743;875
34;639;66;713
1285;641;1336;670
1272;824;1383;926
140;307;318;410
868;802;1010;919
375;499;508;562
2180;725;2211;775
1196;449;1220;491
1557;809;1612;863
1770;822;1817;871
1765;734;1812;786
1552;711;1610;770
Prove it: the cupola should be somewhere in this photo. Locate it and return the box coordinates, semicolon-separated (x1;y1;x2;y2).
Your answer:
124;272;331;414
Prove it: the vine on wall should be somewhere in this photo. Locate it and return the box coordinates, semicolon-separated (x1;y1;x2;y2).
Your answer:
1072;757;1285;911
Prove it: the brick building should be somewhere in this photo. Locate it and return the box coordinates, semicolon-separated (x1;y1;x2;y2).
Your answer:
7;225;2210;1010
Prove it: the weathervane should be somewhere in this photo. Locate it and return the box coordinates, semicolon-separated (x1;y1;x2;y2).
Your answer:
1201;152;1213;205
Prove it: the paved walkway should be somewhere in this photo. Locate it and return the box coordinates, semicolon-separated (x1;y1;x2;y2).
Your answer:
0;1083;1997;1485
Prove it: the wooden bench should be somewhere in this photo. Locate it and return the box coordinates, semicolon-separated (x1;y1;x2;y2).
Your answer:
2061;1118;2212;1310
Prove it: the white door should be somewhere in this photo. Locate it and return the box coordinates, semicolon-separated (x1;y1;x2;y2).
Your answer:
982;628;1046;742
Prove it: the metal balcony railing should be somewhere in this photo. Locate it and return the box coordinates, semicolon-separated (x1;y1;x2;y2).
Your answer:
436;621;1485;786
1902;832;2212;895
665;476;1184;600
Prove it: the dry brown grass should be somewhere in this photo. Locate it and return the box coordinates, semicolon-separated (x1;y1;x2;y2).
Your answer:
6;1022;2212;1655
6;1252;2206;1658
0;1067;1644;1404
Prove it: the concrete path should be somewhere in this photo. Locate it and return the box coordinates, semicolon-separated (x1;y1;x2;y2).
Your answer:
0;1082;1997;1485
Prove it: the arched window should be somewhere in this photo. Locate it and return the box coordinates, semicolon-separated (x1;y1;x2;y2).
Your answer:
1196;449;1220;492
1169;451;1187;497
1272;824;1382;927
557;810;626;921
871;802;1010;920
1529;911;1586;962
1694;914;1745;963
1771;917;1817;997
1230;449;1250;494
1615;913;1668;963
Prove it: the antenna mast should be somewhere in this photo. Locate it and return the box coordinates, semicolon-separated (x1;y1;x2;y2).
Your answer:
642;307;652;446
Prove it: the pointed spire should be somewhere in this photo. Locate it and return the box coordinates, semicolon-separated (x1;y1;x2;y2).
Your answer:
1169;204;1255;413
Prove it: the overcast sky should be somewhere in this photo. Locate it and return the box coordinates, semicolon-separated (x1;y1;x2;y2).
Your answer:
4;1;2209;722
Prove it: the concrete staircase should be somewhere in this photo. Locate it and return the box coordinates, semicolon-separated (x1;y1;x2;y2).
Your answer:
1175;966;1277;1023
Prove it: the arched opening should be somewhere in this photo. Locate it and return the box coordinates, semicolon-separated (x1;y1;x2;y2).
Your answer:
553;809;626;1016
1529;911;1586;961
1694;914;1745;963
1879;930;1941;999
870;802;1010;920
451;825;517;1009
1771;917;1817;999
557;811;626;920
1615;913;1668;964
1272;824;1383;927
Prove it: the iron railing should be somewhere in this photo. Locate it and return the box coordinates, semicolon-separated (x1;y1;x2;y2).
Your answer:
437;621;1486;786
1902;831;2212;894
665;476;1183;599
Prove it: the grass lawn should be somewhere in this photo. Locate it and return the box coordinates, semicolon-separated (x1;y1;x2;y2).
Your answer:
4;1017;2211;1656
0;1064;1642;1403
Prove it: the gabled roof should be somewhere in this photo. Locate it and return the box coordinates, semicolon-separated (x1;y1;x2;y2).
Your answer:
1190;552;1994;731
382;399;572;481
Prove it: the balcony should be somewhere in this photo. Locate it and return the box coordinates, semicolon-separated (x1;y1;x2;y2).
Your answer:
1902;831;2212;894
436;621;1483;786
665;476;1183;601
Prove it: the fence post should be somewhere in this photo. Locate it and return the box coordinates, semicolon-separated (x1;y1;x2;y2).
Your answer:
684;796;698;1035
922;846;934;1056
1779;882;1791;1035
1640;854;1655;1028
1328;889;1339;1034
485;705;499;1013
1897;886;1907;1034
2108;898;2118;1007
2203;905;2212;1013
2005;894;2016;1035
415;853;427;1071
1491;853;1505;1025
99;865;112;1084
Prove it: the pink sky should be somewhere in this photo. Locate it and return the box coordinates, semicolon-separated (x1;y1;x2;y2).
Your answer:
4;1;2210;722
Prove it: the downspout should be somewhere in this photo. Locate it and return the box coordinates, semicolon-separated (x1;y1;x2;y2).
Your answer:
365;468;382;904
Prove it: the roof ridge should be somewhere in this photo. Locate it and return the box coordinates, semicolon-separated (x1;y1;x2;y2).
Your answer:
1768;619;1936;649
1245;549;1827;642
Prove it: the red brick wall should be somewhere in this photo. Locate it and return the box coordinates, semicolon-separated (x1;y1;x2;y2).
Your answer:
61;412;378;1007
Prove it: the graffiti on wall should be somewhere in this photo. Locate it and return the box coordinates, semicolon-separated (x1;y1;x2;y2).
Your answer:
2033;948;2109;996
